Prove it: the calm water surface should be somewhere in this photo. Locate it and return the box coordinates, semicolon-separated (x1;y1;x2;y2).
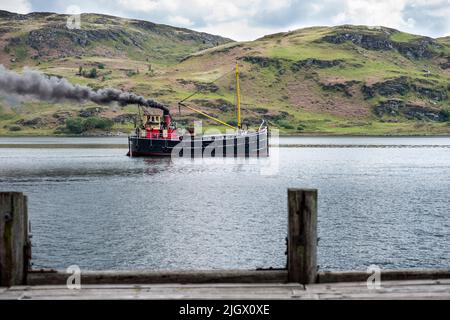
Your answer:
0;136;449;271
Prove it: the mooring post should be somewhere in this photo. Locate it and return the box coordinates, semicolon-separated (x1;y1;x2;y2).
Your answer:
287;188;318;284
0;192;30;287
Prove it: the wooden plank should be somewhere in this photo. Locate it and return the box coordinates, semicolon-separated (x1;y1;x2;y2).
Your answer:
27;268;450;286
9;283;303;291
305;279;450;300
314;293;450;300
2;286;299;300
0;192;29;287
28;269;288;285
318;269;450;283
306;284;450;294
311;279;450;289
307;294;449;300
287;189;317;284
2;280;450;300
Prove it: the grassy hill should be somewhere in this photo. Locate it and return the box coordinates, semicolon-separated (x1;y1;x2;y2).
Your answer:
0;11;449;136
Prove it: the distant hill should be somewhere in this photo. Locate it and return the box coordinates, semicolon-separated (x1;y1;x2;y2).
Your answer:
175;25;450;135
438;36;450;47
0;10;231;66
0;11;449;135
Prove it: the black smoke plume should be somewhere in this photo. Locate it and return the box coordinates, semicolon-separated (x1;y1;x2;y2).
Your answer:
0;65;170;115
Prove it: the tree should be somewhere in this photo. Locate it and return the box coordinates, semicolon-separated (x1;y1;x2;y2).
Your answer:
88;68;97;78
65;118;85;134
65;117;114;134
440;109;450;122
83;117;113;130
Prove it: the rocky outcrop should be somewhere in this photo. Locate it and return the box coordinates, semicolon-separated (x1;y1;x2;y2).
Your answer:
15;112;75;128
291;58;342;71
242;56;288;76
323;32;393;50
254;108;269;114
0;10;21;19
16;117;47;128
373;99;405;116
395;40;440;60
52;111;72;125
373;99;446;121
26;26;141;57
177;80;219;93
441;62;450;70
320;80;360;97
402;105;446;121
439;56;450;70
79;107;107;117
194;82;219;93
322;31;439;59
362;77;448;101
190;99;234;112
411;84;448;101
242;56;284;69
265;111;289;122
113;113;136;124
362;77;410;99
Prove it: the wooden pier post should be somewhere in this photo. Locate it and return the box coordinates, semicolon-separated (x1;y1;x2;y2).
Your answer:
287;188;318;284
0;192;30;286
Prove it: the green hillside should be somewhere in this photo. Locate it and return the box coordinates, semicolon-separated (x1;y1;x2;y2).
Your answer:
174;25;450;135
0;11;449;136
438;36;450;47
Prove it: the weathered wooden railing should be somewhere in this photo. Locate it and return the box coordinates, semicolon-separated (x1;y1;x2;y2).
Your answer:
287;188;317;283
0;192;31;286
1;190;450;287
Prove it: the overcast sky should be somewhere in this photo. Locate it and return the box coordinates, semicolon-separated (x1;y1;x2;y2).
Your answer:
1;0;449;40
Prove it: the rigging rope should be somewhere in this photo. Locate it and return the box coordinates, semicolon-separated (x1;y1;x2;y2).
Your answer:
178;68;236;104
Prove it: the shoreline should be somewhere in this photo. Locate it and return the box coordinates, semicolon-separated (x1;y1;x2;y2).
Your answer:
1;133;450;138
0;144;449;149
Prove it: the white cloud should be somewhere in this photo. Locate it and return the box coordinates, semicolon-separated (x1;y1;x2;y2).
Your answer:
333;0;409;28
333;0;448;37
65;5;82;15
197;21;284;41
167;15;194;27
105;0;450;39
0;0;31;14
117;0;158;12
1;0;448;39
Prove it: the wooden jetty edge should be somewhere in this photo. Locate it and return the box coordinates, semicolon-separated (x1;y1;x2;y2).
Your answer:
1;190;450;300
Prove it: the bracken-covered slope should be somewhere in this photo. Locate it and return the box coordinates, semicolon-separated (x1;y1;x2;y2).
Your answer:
0;12;449;135
172;25;450;135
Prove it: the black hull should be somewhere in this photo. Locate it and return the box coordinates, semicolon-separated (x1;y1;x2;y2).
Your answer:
128;129;269;157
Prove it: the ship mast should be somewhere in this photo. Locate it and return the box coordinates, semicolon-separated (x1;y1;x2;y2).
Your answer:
177;65;243;132
235;63;242;129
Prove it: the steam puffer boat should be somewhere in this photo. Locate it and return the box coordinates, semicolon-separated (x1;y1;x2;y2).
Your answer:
127;64;269;157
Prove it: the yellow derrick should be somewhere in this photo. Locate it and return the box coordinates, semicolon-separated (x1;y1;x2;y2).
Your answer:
235;63;241;129
179;103;236;130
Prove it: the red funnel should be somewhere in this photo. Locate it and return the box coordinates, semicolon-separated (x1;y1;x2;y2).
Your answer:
164;115;171;128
